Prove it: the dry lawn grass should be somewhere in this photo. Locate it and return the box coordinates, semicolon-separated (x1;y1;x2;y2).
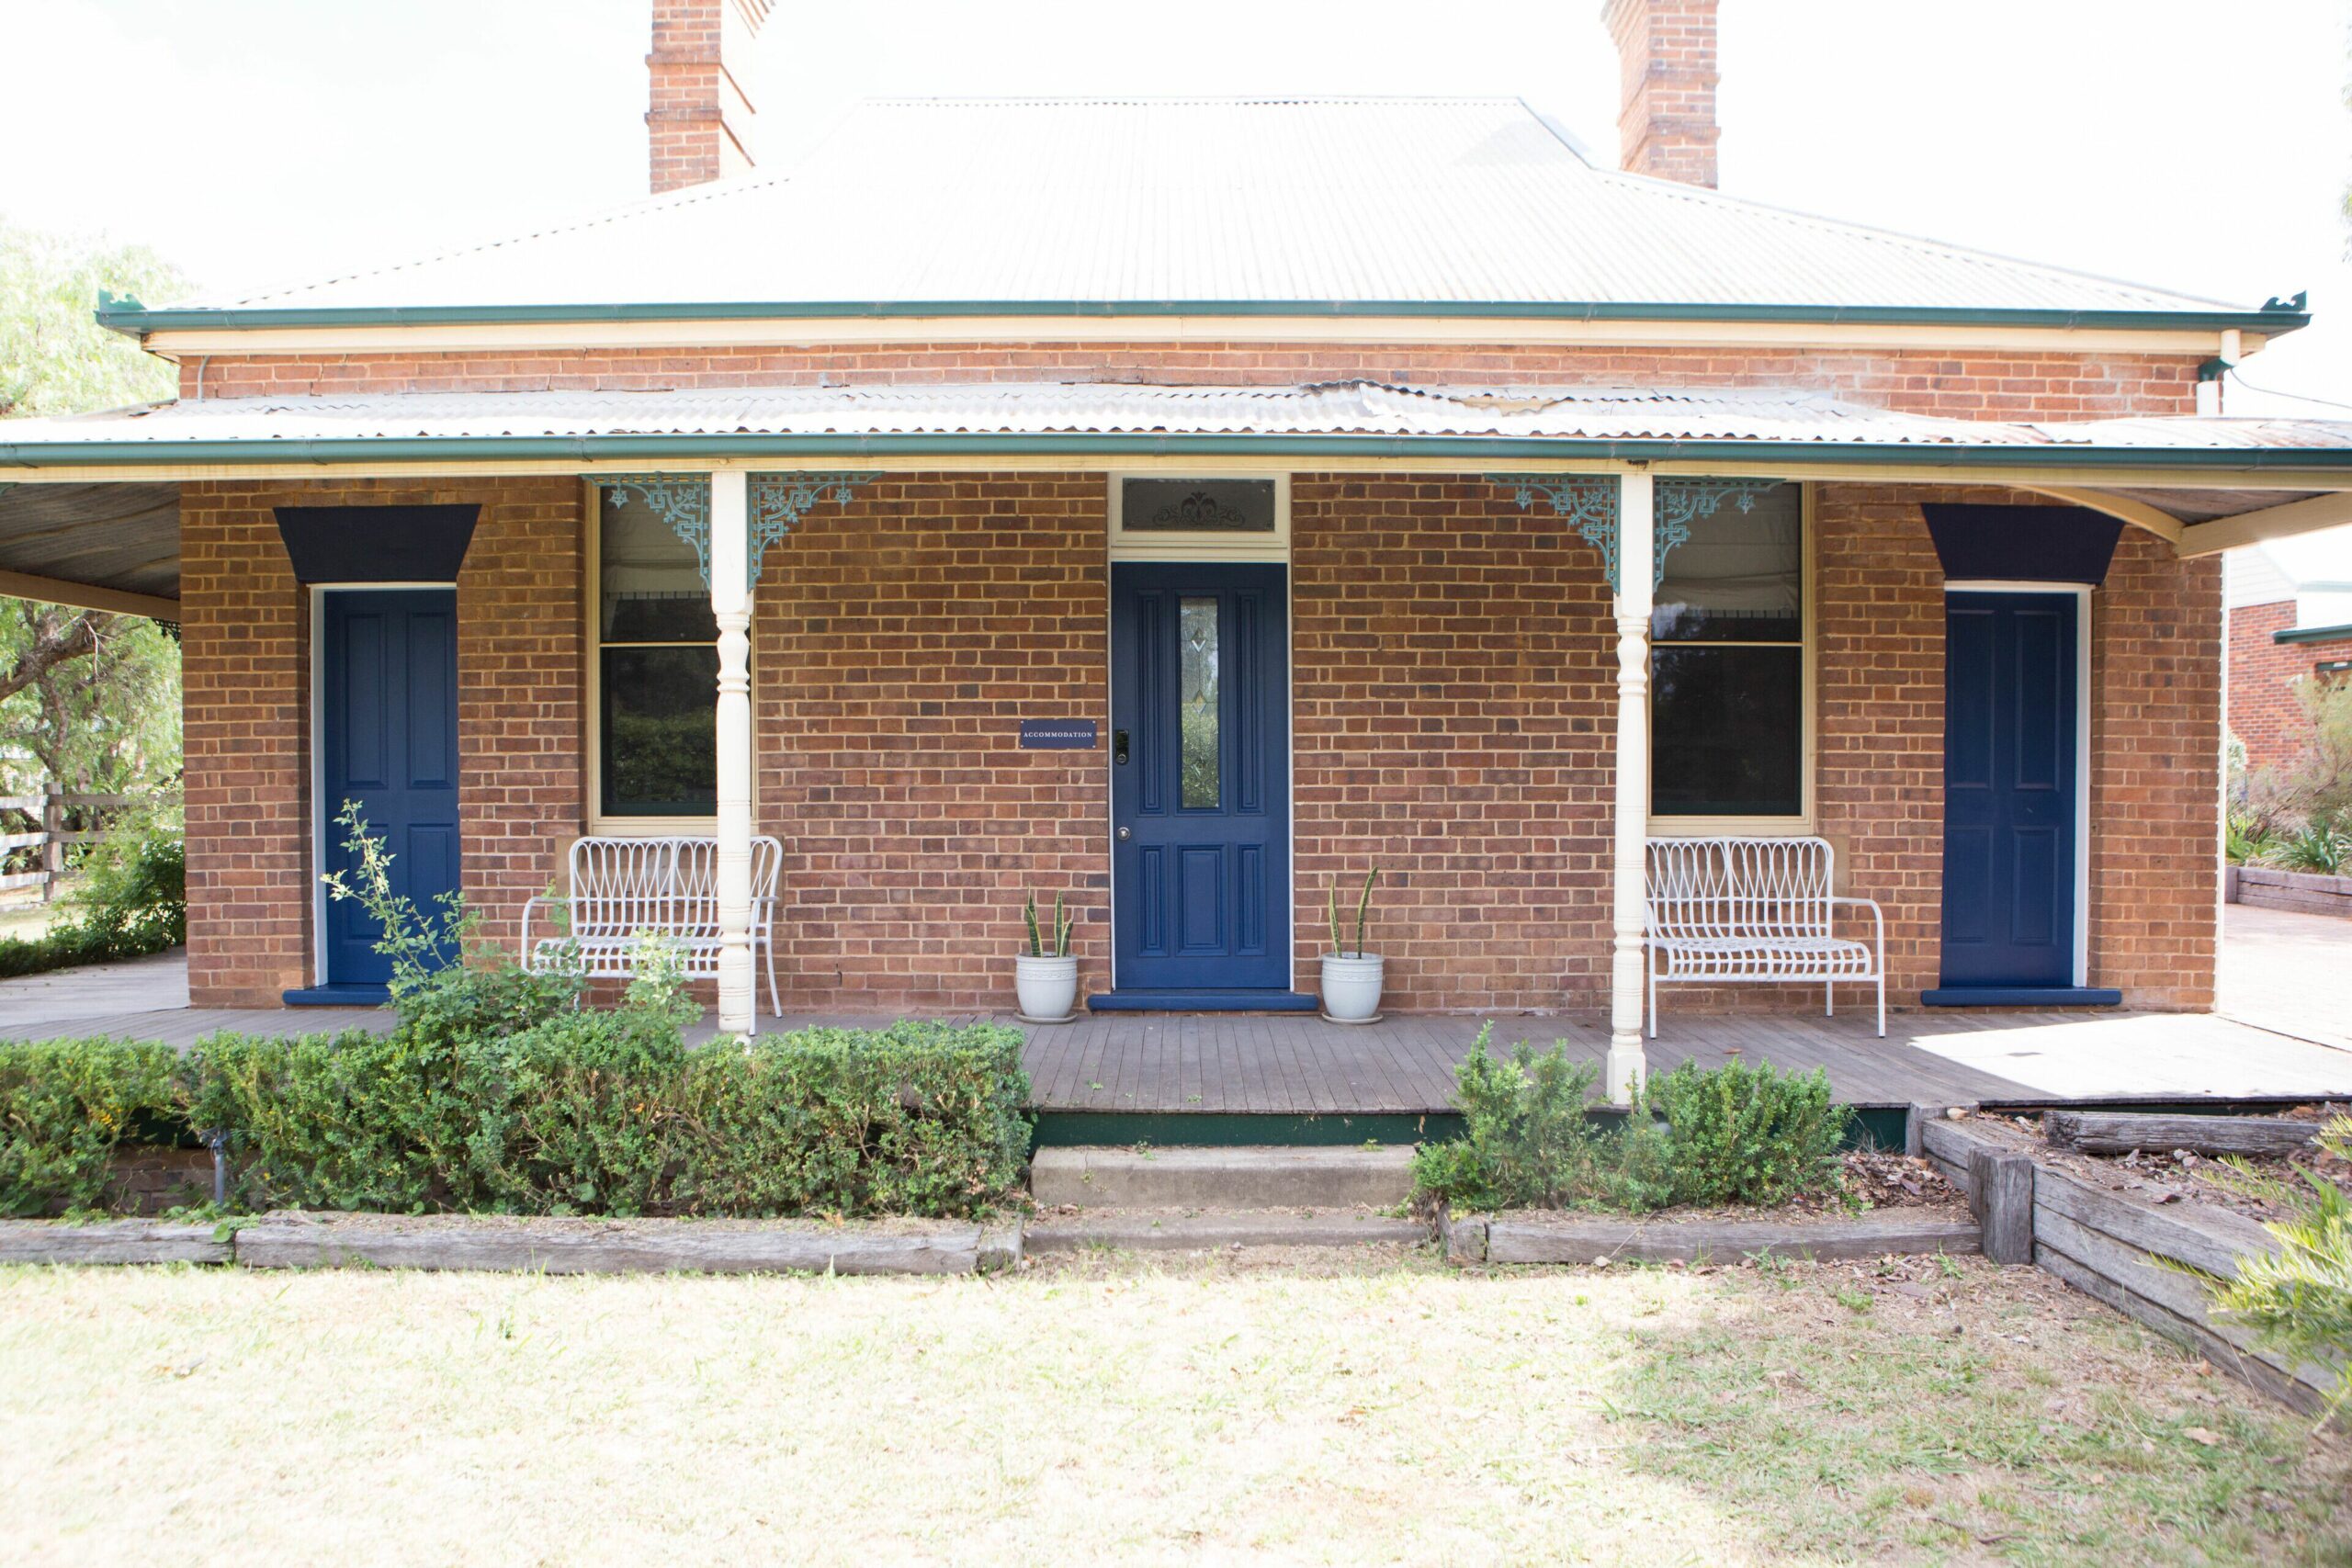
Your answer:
1;1248;2346;1565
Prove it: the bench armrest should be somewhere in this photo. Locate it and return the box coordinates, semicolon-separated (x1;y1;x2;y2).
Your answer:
520;894;570;957
1828;895;1883;953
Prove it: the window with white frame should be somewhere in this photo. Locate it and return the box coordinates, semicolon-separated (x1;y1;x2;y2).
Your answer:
594;485;717;818
1649;482;1805;819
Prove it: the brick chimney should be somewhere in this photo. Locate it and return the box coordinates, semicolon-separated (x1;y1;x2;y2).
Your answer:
1601;0;1719;187
646;0;771;194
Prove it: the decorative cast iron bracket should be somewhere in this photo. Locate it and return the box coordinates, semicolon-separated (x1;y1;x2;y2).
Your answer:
603;471;877;588
1494;474;1622;584
1496;473;1780;590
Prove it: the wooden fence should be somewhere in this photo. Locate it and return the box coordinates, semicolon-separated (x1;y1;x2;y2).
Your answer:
0;789;135;902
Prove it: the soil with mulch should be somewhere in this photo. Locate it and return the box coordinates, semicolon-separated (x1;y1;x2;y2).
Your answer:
1971;1105;2352;1225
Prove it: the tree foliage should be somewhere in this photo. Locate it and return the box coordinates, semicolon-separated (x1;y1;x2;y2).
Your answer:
0;220;187;800
0;220;182;419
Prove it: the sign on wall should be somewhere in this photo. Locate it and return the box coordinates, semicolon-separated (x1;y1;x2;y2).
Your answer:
1019;719;1099;750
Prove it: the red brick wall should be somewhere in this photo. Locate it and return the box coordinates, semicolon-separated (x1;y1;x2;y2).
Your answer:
2092;531;2222;1009
182;479;583;1005
179;469;2221;1015
176;342;2199;420
750;476;1111;1010
1290;474;1611;1012
2229;599;2352;773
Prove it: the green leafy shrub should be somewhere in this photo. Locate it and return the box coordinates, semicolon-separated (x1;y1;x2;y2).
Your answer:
1644;1057;1850;1208
2274;817;2350;876
1409;1028;1670;1213
2194;1114;2352;1425
676;1021;1032;1218
0;1037;178;1215
1412;1032;1849;1213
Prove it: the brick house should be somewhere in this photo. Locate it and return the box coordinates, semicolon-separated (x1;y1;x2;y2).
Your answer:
2225;537;2352;774
5;0;2352;1100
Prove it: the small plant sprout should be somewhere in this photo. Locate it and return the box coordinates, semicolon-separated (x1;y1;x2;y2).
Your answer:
1023;892;1074;958
1328;866;1380;957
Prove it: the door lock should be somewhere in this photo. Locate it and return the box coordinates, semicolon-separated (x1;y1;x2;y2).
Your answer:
1116;827;1131;841
1113;728;1130;765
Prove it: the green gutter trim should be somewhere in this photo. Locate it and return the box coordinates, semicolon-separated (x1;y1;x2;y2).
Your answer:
93;298;2312;337
2274;622;2352;645
8;431;2352;472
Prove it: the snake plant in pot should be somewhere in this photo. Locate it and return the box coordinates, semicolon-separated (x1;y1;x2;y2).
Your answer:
1015;891;1079;1021
1320;868;1383;1021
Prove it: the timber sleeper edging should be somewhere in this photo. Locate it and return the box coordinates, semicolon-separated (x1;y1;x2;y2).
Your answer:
0;1213;1023;1277
0;1220;232;1267
1909;1103;2346;1417
1440;1205;1981;1267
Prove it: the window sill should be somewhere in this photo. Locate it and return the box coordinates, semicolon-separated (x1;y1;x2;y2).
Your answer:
1646;817;1816;838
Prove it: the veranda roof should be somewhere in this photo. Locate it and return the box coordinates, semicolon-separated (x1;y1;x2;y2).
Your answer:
4;381;2350;468
97;100;2299;335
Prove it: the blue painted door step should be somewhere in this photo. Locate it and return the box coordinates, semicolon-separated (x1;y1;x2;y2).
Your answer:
1086;989;1320;1013
1920;987;2121;1008
282;983;391;1006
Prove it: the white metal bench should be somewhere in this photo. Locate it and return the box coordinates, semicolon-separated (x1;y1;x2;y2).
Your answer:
1645;836;1884;1037
521;836;785;1017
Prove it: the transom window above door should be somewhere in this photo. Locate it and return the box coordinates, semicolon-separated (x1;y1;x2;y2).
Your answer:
594;484;718;820
1110;475;1290;560
1650;482;1807;821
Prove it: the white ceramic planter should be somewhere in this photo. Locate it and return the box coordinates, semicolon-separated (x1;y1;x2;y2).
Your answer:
1014;953;1079;1021
1320;953;1385;1021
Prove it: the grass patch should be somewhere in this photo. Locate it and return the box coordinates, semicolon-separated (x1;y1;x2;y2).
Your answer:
0;1254;2344;1564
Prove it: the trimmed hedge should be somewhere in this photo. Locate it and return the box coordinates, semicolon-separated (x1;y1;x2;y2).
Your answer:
4;1018;1031;1221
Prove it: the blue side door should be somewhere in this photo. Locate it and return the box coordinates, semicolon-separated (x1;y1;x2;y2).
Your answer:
1111;563;1289;992
320;589;461;990
1939;591;2077;989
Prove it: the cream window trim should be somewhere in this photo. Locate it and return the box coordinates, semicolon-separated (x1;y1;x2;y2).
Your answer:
1644;480;1816;837
582;479;724;836
1107;472;1291;561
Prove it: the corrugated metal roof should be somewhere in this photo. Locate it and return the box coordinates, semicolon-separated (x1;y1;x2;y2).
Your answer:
163;99;2256;321
8;382;2351;457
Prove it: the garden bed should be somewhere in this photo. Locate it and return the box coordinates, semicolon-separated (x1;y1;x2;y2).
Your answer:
1917;1108;2346;1417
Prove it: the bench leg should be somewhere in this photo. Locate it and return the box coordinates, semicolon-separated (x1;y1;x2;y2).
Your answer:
764;939;782;1021
1877;973;1886;1038
1826;981;1833;1019
1646;965;1657;1041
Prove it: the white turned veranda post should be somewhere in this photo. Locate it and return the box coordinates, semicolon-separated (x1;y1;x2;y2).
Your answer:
1607;469;1654;1104
709;469;758;1037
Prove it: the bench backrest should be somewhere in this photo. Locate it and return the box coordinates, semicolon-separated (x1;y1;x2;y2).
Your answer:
1645;836;1834;942
567;836;782;939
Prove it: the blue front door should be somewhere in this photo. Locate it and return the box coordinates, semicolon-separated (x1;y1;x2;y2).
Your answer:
1111;563;1290;991
1939;591;2077;989
320;589;461;989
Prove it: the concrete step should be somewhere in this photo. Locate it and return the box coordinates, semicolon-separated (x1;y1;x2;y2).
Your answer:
1030;1145;1416;1210
1025;1209;1432;1254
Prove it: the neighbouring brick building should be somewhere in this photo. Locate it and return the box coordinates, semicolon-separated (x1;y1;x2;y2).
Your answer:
6;0;2351;1099
2226;538;2352;774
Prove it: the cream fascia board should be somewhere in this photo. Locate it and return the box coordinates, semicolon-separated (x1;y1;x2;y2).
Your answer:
135;316;2256;358
2176;489;2352;556
13;450;2352;506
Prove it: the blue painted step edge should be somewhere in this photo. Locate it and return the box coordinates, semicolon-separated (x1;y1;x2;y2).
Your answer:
1087;990;1321;1014
282;984;390;1007
1919;986;2122;1009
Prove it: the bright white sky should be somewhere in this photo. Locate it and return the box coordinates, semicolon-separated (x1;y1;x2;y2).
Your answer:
4;0;2348;429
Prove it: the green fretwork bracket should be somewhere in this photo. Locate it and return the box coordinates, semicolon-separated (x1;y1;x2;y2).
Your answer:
1498;473;1779;590
1653;478;1779;588
1494;474;1622;585
748;472;877;582
603;472;877;588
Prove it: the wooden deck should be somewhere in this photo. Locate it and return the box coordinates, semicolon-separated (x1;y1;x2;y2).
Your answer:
9;953;2349;1114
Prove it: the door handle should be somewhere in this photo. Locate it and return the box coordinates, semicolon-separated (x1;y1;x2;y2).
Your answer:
1113;728;1130;765
1116;827;1131;841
